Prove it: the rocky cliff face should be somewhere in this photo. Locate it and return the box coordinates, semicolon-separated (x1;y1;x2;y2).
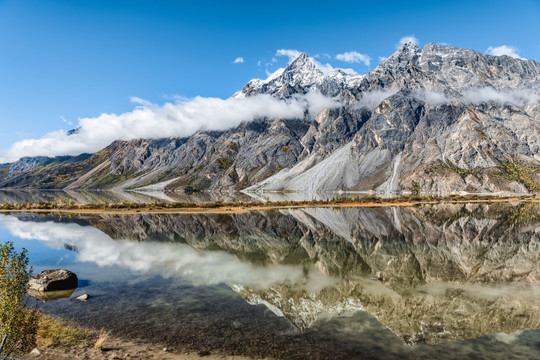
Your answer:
1;43;539;195
248;45;540;196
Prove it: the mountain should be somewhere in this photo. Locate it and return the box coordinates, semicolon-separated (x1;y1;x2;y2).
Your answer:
233;52;364;98
1;43;539;196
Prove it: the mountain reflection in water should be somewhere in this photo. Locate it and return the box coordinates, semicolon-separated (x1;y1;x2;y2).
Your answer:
1;202;540;359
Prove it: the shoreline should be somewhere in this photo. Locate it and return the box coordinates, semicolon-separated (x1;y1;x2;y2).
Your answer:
1;195;537;215
34;337;258;360
31;314;262;360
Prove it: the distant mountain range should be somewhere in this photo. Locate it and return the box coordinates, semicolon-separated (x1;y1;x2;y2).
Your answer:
1;43;539;196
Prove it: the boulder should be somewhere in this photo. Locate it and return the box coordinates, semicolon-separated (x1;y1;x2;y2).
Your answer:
27;269;78;292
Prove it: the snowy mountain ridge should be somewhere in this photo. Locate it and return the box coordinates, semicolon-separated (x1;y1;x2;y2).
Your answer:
233;52;365;99
1;43;540;196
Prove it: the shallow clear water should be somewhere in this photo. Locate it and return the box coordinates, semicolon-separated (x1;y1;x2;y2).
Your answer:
1;202;540;359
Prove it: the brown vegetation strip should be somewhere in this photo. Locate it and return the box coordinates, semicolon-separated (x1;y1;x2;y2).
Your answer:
0;194;537;215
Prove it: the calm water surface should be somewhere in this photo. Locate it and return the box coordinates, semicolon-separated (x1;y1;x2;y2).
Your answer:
1;201;540;359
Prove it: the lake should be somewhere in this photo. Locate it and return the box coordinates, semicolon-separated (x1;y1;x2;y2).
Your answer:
1;201;539;359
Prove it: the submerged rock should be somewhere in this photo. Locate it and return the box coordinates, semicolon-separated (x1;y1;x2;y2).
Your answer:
27;269;78;292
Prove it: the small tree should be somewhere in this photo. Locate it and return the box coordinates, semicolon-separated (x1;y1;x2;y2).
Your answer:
0;241;38;357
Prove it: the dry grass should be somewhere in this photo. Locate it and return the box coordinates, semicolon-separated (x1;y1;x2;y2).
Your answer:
37;315;96;349
93;329;109;350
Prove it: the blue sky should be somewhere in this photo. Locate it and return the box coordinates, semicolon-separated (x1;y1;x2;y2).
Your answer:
0;0;539;161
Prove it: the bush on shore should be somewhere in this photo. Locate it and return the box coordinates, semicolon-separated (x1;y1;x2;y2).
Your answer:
0;241;39;356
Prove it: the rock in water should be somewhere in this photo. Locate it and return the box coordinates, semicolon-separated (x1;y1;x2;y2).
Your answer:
76;293;89;301
27;269;78;292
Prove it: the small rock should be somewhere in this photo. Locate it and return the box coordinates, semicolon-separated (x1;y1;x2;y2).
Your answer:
163;347;168;352
30;348;41;357
76;294;89;301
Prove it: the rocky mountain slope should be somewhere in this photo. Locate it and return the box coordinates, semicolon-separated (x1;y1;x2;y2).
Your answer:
1;43;539;196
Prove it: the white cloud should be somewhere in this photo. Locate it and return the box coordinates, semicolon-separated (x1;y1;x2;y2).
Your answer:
462;87;539;106
409;88;539;106
355;90;398;109
275;49;302;63
486;45;524;59
335;51;371;66
265;63;276;77
378;56;387;63
60;115;72;126
130;96;153;107
315;62;335;74
397;35;419;48
413;90;451;104
295;92;340;116
233;57;244;64
314;53;331;59
0;94;337;162
355;88;540;108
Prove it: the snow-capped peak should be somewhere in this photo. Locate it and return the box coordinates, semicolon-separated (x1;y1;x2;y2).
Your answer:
234;52;364;99
264;67;285;83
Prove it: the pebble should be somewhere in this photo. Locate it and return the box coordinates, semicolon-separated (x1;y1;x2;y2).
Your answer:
76;293;89;301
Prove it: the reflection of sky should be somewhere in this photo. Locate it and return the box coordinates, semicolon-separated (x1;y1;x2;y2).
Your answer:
0;215;332;290
0;223;75;268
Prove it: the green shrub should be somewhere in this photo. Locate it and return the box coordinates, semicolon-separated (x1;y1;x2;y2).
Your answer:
216;157;232;170
498;160;540;191
0;242;39;356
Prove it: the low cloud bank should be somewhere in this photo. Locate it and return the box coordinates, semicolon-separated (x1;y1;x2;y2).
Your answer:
461;88;539;106
413;90;452;104
355;87;539;111
0;93;336;163
355;90;399;109
2;85;538;163
412;88;539;106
